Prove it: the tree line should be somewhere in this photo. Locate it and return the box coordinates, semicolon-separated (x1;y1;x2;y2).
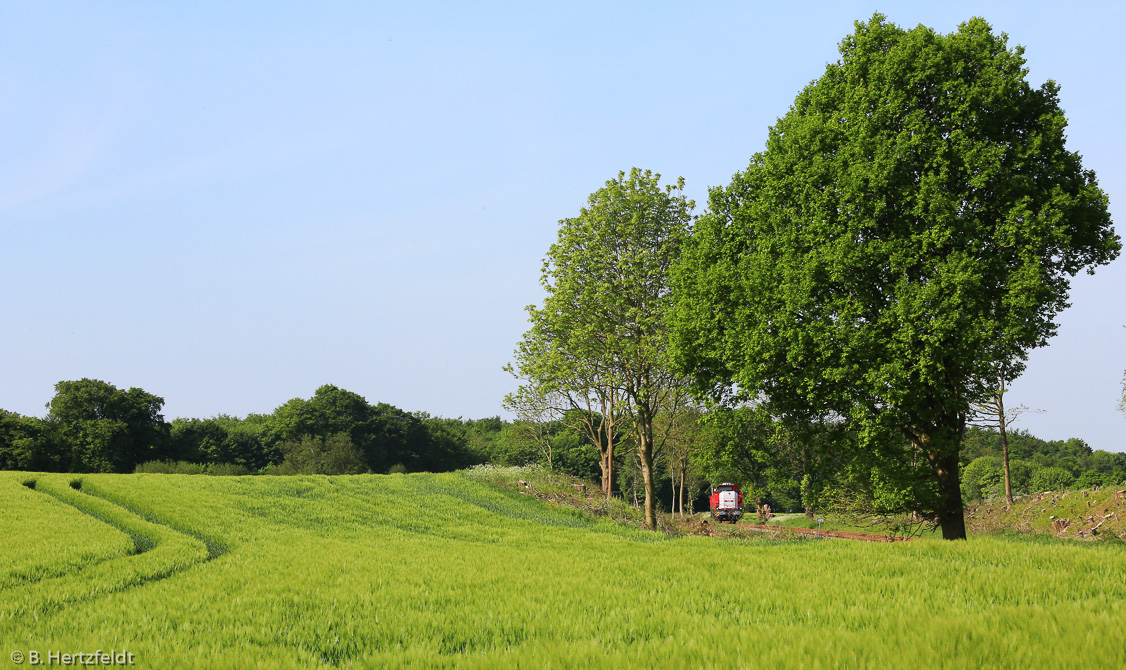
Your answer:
960;427;1126;501
0;379;527;476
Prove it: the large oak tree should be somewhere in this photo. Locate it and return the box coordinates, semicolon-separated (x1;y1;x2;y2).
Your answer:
669;15;1118;539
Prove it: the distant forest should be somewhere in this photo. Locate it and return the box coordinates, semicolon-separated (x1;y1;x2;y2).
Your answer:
0;379;600;480
1;379;1123;514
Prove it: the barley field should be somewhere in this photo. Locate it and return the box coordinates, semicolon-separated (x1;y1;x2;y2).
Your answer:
2;468;1123;669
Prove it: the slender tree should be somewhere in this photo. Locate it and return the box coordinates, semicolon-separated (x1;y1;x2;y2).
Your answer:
659;402;704;517
509;168;694;527
1118;328;1126;418
502;384;560;470
968;372;1043;505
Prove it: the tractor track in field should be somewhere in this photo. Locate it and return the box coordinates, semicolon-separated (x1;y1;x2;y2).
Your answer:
75;480;229;560
4;477;218;617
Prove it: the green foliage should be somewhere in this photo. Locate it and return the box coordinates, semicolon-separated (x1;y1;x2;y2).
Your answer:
961;457;1004;502
135;460;206;474
0;411;56;471
1074;469;1109;490
1006;459;1035;494
552;426;601;481
267;386;478;474
963;427;1124;488
5;382;501;476
169;415;274;470
511;167;695;525
418;415;505;466
670;15;1119;538
1029;466;1075;493
264;432;368;475
46;379;172;473
692;406;788;504
516;168;694;399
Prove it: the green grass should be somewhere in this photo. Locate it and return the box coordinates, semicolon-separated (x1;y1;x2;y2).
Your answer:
2;468;1124;669
967;487;1126;540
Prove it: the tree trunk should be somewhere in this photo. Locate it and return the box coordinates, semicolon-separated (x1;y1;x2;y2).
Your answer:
802;474;814;518
545;431;553;471
606;441;614;501
933;450;967;540
639;445;656;529
1000;429;1013;506
997;379;1013;506
679;468;686;517
670;474;676;517
598;449;611;499
914;423;968;540
595;425;616;501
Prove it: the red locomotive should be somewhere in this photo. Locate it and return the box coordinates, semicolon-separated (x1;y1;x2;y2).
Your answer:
709;482;744;523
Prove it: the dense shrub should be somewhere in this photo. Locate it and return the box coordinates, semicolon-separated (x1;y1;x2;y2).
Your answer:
1073;469;1110;489
263;433;368;475
962;457;1003;502
1029;466;1074;493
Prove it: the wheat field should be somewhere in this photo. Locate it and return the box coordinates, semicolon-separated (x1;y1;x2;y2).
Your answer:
2;468;1123;669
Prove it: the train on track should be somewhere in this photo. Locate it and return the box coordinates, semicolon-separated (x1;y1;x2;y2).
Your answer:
709;482;744;523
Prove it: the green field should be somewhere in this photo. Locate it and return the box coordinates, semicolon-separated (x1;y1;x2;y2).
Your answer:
2;469;1124;669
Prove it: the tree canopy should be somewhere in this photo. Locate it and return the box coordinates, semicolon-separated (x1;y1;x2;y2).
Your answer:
46;378;172;473
669;15;1119;539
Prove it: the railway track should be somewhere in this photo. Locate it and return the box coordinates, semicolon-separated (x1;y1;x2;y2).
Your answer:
737;522;915;542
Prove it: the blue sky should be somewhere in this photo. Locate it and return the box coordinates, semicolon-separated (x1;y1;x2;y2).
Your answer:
1;1;1123;451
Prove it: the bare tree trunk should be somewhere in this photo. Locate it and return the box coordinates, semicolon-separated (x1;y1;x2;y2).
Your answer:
599;450;610;498
639;435;656;529
545;430;553;471
583;394;616;502
669;474;674;516
802;474;814;518
997;378;1013;506
1000;429;1013;505
678;468;685;517
606;441;614;501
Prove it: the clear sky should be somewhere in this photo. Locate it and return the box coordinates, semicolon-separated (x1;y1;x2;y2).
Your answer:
1;1;1122;451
